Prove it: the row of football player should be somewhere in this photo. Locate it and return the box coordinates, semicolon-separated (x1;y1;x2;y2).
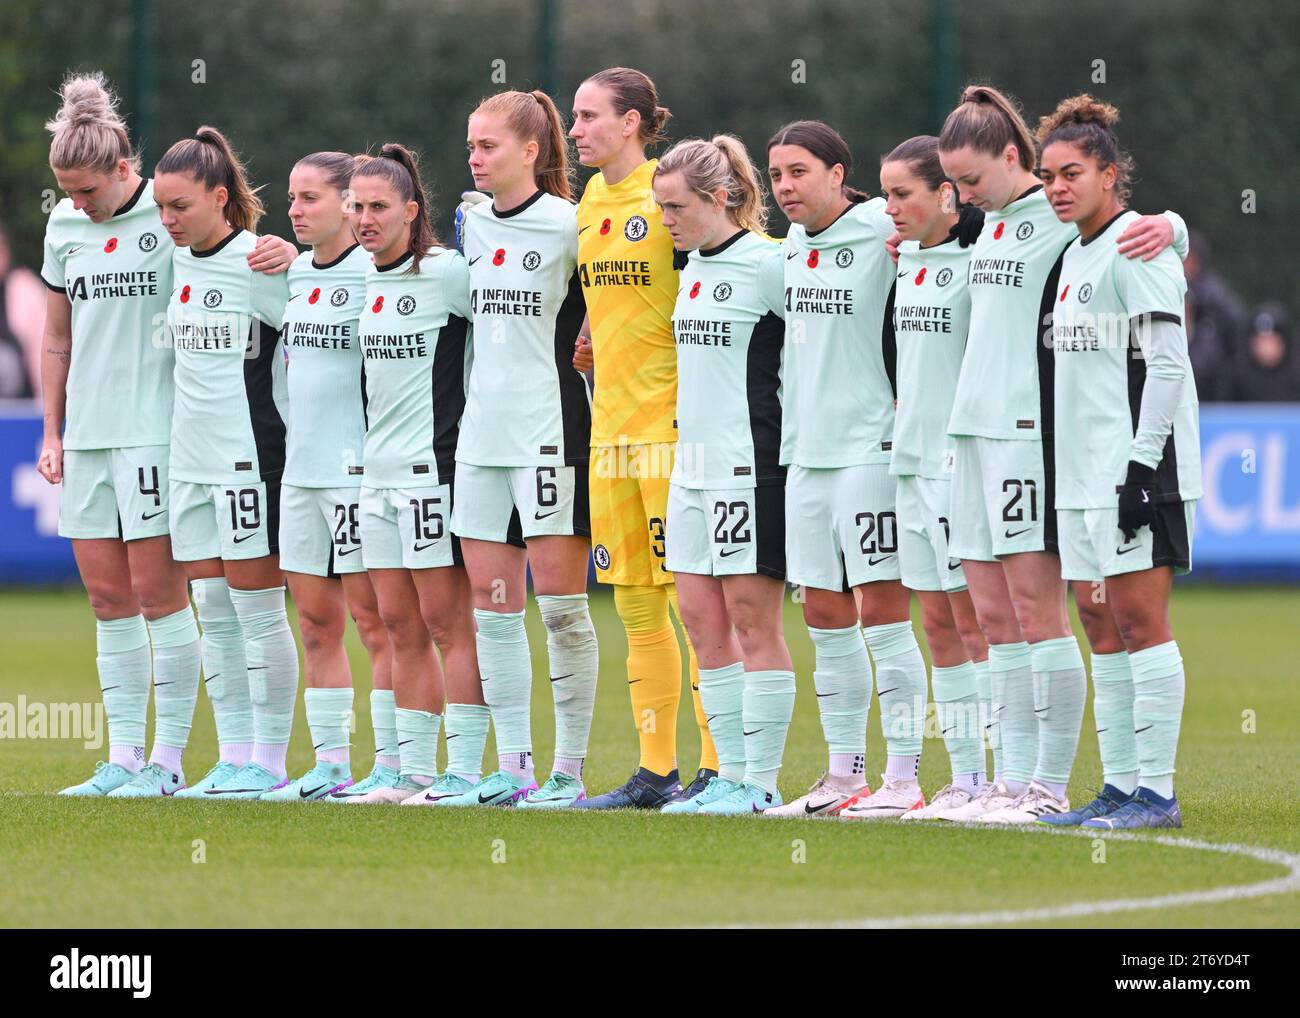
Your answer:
39;68;1194;828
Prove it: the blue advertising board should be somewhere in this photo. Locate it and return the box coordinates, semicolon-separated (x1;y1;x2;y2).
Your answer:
2;402;1297;583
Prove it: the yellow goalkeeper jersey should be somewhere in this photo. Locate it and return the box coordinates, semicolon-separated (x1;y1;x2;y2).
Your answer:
577;159;685;447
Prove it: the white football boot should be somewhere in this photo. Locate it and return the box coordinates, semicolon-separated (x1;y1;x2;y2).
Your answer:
345;774;430;804
762;771;870;818
839;775;924;820
975;780;1069;824
938;780;1020;822
899;783;976;821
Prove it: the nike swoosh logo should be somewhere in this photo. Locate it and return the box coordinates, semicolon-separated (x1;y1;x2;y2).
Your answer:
299;784;327;798
141;510;167;520
468;256;482;265
153;681;174;687
535;510;560;520
897;270;910;278
337;546;360;556
232;533;257;544
705;714;717;724
67;245;84;255
579;226;590;234
478;791;500;803
1095;728;1108;734
868;555;893;566
101;685;120;692
743;729;764;736
313;742;324;750
1004;527;1032;539
549;673;574;683
398;739;413;746
878;687;898;695
805;801;827;814
413;542;437;551
627;678;642;685
204;673;219;684
718;547;744;558
948;559;962;570
1034;708;1050;716
786;251;798;260
815;691;837;698
1115;545;1139;555
1134;724;1153;734
445;734;459;740
942;725;956;735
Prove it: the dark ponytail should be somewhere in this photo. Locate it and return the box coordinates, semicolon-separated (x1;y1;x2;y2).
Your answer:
156;125;264;232
351;142;437;275
768;120;868;201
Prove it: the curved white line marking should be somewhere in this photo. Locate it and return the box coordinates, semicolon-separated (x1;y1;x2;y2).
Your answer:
734;828;1300;929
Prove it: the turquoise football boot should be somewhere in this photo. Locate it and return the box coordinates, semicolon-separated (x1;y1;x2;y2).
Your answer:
696;781;782;815
517;772;586;810
435;770;536;807
173;760;240;799
106;762;185;798
59;761;134;797
260;762;352;802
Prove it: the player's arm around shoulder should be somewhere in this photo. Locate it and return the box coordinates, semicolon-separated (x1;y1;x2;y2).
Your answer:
249;243;291;330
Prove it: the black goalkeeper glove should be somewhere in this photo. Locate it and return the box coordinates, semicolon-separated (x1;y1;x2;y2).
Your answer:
955;204;985;247
1116;460;1157;542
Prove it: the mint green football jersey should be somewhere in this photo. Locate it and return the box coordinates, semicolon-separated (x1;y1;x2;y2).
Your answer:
458;191;590;467
40;178;175;449
166;229;289;484
780;197;898;468
282;244;369;487
890;236;973;479
358;248;472;488
1052;210;1202;509
672;230;785;489
947;185;1076;442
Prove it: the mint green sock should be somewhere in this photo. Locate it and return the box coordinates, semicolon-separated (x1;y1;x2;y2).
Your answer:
864;621;926;757
96;614;150;757
537;594;598;760
1090;651;1138;794
146;607;201;754
808;626;870;758
444;702;490;782
305;687;353;763
370;688;399;766
973;658;999;779
474;609;533;755
743;669;796;794
698;661;745;782
931;661;985;782
192;578;252;745
394;706;440;782
1130;640;1185;799
229;586;299;747
1030;636;1086;790
988;641;1033;788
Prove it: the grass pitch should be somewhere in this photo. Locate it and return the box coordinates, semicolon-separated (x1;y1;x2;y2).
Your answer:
1;584;1296;928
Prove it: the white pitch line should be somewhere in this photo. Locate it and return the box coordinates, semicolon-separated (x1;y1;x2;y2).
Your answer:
713;827;1300;929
